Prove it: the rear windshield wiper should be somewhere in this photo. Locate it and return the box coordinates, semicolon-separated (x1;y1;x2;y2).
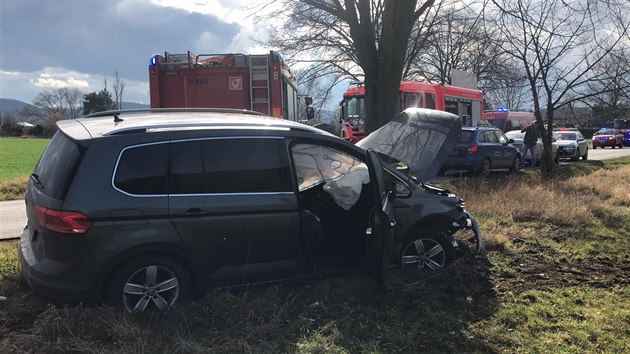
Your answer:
30;173;44;190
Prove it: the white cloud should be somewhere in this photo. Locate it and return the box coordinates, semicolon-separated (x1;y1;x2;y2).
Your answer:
152;0;280;54
0;68;149;105
30;68;91;89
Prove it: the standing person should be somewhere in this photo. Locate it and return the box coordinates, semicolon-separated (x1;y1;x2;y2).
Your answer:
521;123;539;167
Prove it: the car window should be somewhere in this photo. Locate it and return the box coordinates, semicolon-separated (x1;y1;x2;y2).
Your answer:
169;138;292;194
511;119;522;129
403;92;422;109
486;120;505;130
114;143;169;195
426;93;436;109
291;143;364;191
495;131;508;144
477;132;490;143
33;132;85;199
459;131;474;143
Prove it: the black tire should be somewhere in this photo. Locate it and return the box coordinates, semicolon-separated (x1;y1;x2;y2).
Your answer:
400;232;455;271
571;148;580;161
477;158;492;177
105;255;191;313
592;145;596;149
582;148;588;160
509;156;520;173
619;142;623;149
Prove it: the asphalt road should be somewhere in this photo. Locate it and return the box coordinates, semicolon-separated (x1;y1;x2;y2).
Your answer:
1;200;26;240
1;146;629;240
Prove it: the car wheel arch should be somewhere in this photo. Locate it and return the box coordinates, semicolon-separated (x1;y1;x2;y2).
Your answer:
97;245;197;299
394;215;458;258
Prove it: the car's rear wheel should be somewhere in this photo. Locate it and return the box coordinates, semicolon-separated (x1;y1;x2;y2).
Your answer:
105;255;191;313
400;232;455;271
478;158;491;177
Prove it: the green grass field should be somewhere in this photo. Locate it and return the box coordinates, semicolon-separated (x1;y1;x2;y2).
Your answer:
0;137;49;179
0;138;49;200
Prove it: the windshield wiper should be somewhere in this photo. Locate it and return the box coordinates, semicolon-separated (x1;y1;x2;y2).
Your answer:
30;173;44;190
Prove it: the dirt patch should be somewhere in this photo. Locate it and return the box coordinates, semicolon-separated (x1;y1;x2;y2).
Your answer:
489;247;629;296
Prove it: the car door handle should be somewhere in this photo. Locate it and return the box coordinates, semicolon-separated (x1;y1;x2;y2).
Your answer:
186;208;203;214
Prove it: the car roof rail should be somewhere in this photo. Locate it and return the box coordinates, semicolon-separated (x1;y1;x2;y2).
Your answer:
84;108;266;119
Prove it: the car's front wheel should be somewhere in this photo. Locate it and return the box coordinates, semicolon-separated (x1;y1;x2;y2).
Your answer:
105;255;191;313
509;156;520;173
400;233;455;271
571;148;580;161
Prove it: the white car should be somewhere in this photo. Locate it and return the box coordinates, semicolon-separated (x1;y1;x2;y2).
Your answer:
553;130;588;161
505;130;558;166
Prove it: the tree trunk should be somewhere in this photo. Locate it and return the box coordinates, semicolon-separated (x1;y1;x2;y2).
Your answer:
364;0;419;133
538;104;555;181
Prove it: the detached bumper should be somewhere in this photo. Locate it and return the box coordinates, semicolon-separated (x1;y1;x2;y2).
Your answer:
453;212;484;253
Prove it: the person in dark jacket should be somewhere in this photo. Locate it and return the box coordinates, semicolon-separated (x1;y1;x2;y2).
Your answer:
521;123;539;167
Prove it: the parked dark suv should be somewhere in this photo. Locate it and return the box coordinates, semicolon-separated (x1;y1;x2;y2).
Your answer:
20;108;482;313
442;126;521;176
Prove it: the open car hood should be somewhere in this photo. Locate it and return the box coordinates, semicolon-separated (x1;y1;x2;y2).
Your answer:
356;108;461;182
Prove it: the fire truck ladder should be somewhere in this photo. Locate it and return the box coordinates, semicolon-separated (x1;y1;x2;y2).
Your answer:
249;55;271;115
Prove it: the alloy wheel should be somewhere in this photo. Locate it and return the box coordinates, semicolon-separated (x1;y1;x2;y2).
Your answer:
122;265;180;313
401;238;447;270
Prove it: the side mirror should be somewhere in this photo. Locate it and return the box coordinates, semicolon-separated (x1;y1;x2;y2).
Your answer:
507;138;515;144
394;182;412;199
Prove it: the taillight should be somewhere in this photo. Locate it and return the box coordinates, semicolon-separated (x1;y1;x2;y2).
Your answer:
34;205;92;234
467;144;478;154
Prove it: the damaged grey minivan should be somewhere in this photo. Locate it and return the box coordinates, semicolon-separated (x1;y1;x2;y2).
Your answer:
19;108;482;313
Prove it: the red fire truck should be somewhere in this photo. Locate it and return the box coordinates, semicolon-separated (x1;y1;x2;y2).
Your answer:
149;50;300;121
340;81;484;143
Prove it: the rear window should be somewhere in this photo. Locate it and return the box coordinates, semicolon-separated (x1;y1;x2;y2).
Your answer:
459;131;474;143
32;132;85;199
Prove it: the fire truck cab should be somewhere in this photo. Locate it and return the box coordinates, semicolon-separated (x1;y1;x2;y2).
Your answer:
149;50;300;121
340;81;484;143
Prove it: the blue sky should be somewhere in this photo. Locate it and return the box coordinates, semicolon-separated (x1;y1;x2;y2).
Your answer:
0;0;270;104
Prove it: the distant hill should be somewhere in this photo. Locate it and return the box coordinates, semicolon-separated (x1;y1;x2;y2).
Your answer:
0;98;33;112
121;102;150;110
0;98;149;114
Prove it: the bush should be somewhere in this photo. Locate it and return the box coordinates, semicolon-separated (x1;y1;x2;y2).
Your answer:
0;121;23;137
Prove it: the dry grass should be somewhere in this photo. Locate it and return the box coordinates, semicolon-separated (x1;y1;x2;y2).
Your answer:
567;165;630;206
0;176;28;201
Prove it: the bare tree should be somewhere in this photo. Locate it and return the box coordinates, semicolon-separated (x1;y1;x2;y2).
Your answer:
489;0;630;180
265;0;436;133
583;47;630;125
482;59;531;111
113;71;125;110
29;87;84;121
295;64;345;124
406;1;507;87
